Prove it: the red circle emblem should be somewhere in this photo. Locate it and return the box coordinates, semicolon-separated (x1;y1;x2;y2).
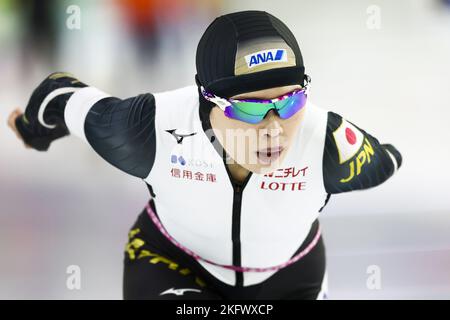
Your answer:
345;127;357;145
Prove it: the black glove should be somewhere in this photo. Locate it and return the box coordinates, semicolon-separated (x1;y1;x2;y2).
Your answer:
15;72;87;151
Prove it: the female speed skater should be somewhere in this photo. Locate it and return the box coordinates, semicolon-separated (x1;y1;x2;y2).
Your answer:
8;10;402;299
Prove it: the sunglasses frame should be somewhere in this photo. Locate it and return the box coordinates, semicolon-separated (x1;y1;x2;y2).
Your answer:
200;74;311;112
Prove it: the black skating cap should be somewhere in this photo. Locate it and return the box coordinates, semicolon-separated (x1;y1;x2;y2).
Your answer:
195;10;305;98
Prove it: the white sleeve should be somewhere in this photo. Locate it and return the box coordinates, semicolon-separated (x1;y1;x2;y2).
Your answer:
64;87;111;142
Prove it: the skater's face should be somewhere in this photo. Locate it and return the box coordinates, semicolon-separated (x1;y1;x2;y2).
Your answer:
210;84;306;174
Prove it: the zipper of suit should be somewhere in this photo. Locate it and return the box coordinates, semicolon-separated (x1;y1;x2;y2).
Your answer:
231;181;244;286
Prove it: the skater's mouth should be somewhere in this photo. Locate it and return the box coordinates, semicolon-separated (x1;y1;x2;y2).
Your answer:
256;146;284;164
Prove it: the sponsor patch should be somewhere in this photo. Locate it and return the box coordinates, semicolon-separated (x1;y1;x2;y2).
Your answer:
245;49;287;68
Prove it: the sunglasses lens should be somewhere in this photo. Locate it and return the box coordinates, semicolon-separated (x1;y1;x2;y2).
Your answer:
224;90;307;124
224;104;268;124
276;91;307;119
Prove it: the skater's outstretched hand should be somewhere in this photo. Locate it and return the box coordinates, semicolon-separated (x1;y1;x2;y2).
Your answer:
8;108;32;149
7;73;85;151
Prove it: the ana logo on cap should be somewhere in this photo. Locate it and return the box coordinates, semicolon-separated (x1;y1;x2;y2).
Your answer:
245;49;287;68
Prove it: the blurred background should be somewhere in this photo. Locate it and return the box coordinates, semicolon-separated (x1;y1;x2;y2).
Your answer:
1;0;449;299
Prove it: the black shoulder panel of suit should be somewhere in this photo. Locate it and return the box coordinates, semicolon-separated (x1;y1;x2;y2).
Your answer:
84;93;157;179
323;111;402;194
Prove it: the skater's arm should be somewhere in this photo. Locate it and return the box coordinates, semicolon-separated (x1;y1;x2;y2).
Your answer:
323;111;402;194
9;72;156;178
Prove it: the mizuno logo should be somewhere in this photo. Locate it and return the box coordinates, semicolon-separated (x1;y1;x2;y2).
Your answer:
159;287;202;296
245;49;287;68
166;129;197;144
